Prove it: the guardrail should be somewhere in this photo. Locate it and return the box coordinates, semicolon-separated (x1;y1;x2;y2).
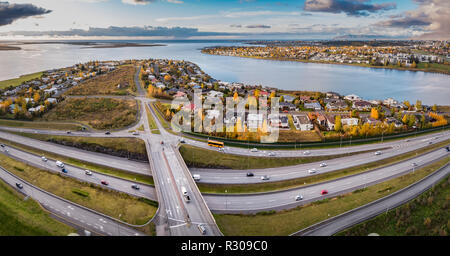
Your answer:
172;143;224;236
291;161;450;236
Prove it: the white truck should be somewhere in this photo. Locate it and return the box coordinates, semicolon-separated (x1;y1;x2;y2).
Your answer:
193;174;201;181
181;186;190;202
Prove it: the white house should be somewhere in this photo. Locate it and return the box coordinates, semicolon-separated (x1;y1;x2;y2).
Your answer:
344;94;361;101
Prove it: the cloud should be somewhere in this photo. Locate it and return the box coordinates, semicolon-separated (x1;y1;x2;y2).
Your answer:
0;2;52;26
121;0;182;4
246;24;271;28
376;0;449;39
0;25;236;38
304;0;396;16
121;0;155;5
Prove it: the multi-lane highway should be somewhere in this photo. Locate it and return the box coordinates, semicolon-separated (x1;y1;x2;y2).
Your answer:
293;163;450;236
0;130;151;175
0;145;157;200
0;166;146;236
204;147;449;213
144;101;222;236
192;133;450;184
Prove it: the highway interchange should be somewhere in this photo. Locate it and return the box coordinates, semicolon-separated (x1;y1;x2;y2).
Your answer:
0;65;448;236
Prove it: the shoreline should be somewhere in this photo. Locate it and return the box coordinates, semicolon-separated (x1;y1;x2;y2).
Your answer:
202;51;450;76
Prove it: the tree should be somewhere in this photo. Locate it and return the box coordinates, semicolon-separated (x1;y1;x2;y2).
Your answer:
279;95;284;102
411;61;417;68
164;74;172;82
334;115;342;132
254;89;260;98
404;100;411;110
233;91;238;102
269;91;276;98
432;104;437;112
33;92;40;103
402;114;408;124
370;108;379;120
415;100;422;111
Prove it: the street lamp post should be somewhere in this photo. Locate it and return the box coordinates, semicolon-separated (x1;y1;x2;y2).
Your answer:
225;190;228;210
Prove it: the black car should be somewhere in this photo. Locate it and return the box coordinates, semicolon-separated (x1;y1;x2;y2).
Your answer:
246;172;254;177
15;183;23;189
105;131;111;135
0;144;5;148
446;146;450;152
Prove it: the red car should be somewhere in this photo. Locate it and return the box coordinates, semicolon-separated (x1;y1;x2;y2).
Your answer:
101;180;109;185
321;190;328;195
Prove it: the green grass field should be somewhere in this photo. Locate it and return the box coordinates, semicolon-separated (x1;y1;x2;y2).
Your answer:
0;178;76;236
41;97;138;130
0;72;43;89
214;157;450;236
0;153;157;227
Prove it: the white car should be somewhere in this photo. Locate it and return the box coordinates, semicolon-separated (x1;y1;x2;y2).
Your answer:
303;151;310;155
268;152;275;156
41;156;48;162
250;148;258;152
374;151;382;155
295;195;303;201
132;131;139;136
193;174;201;181
55;161;64;168
308;169;316;174
319;163;327;167
261;175;269;180
85;170;93;176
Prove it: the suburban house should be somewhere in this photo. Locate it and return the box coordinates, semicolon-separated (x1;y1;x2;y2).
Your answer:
325;114;336;130
385;117;403;128
341;117;359;126
326;91;341;99
352;100;372;111
279;102;296;111
316;113;327;126
280;115;289;129
304;102;322;110
366;117;382;125
325;100;347;111
282;95;296;103
294;114;313;131
344;94;361;101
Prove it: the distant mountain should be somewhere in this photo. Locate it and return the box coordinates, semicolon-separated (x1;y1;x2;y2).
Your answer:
333;34;404;40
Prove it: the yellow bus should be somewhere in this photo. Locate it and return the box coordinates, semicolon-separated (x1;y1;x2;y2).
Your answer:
208;140;224;148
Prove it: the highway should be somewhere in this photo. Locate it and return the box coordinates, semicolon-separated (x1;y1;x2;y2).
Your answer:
293;163;450;236
204;147;449;213
0;130;151;175
0;145;157;201
191;133;450;184
0;165;146;236
145;100;222;236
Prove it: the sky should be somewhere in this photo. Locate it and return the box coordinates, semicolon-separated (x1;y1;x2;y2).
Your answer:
0;0;448;40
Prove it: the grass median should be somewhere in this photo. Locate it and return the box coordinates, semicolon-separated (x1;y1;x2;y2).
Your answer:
0;153;158;228
180;144;385;170
337;174;450;236
0;119;83;130
0;178;76;236
214;156;450;236
0;137;154;186
197;139;450;194
145;105;160;134
0;71;43;89
11;131;147;160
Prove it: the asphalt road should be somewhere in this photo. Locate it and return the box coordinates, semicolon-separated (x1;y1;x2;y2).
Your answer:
204;147;449;213
145;101;222;236
0;166;146;236
294;163;450;236
0;145;157;201
0;130;151;176
191;133;450;184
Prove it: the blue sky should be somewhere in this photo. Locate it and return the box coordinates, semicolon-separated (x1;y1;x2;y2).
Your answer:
0;0;448;39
